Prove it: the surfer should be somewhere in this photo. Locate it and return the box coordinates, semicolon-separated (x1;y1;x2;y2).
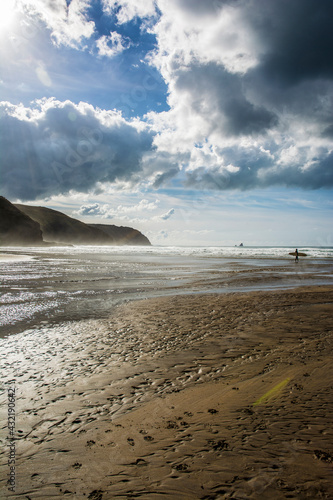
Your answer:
289;249;306;260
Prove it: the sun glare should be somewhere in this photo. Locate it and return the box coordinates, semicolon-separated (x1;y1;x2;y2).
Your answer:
0;0;17;33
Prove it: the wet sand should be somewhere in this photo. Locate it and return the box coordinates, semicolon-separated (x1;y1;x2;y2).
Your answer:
0;254;33;262
1;286;333;499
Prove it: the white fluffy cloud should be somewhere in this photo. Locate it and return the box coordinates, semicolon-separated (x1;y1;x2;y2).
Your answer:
16;0;95;48
160;208;175;220
101;0;157;24
74;199;160;219
73;199;176;226
153;208;175;221
96;31;131;58
152;0;261;78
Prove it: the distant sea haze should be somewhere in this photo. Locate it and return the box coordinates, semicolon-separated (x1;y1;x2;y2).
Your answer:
0;245;332;337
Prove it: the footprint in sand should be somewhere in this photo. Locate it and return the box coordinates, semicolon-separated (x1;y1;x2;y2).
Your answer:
72;418;82;424
174;463;189;472
314;450;333;463
132;458;148;466
166;420;178;429
127;437;135;446
88;490;103;500
72;463;82;469
208;439;229;451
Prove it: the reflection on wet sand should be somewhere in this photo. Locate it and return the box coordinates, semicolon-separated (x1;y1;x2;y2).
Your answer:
1;248;333;337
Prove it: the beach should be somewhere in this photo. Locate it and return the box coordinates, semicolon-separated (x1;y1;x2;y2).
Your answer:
1;245;333;338
1;283;333;499
1;0;332;496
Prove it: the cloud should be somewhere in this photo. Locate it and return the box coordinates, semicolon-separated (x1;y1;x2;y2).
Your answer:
74;199;160;219
74;203;104;217
17;0;95;49
153;208;175;220
145;0;333;190
154;230;168;240
2;0;333;199
184;143;333;191
249;0;333;85
161;208;175;220
152;166;180;188
101;0;157;24
0;98;153;200
96;31;131;58
121;199;160;212
173;62;278;137
14;0;154;55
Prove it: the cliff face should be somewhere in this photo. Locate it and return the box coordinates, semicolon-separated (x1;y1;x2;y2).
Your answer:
15;204;112;245
13;202;151;246
0;197;151;246
0;196;44;245
89;224;151;246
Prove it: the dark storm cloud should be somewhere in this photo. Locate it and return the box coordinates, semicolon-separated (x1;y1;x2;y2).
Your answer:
223;98;278;136
322;124;333;138
0;101;154;200
169;0;333;139
248;0;333;85
157;0;333;191
175;63;278;137
239;0;333;129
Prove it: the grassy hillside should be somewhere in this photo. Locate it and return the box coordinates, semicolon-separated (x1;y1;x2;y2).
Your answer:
15;204;113;245
15;204;151;246
0;197;151;246
0;196;44;245
90;224;151;246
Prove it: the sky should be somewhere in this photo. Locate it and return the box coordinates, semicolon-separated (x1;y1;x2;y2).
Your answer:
0;0;332;246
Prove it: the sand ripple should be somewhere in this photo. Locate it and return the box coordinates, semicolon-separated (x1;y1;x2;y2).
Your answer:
0;286;332;499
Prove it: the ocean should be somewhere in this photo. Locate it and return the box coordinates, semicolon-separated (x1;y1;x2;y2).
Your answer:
1;245;333;337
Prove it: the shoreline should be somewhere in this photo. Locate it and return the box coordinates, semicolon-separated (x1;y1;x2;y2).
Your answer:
1;285;333;498
1;248;333;339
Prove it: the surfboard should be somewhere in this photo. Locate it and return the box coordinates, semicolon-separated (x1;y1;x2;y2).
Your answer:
289;252;307;257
